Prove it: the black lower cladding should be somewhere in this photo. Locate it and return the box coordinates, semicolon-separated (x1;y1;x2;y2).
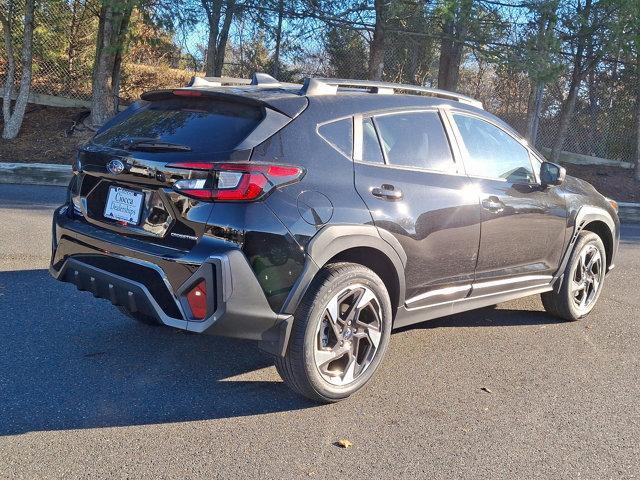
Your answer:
70;254;183;318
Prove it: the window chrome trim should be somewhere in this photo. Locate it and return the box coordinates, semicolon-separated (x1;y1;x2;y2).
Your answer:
353;113;363;162
354;107;462;176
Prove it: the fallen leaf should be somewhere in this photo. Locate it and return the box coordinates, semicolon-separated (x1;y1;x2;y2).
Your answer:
481;387;493;394
335;439;353;449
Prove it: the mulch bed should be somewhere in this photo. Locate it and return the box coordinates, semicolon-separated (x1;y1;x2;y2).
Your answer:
562;164;640;203
1;104;639;202
0;105;93;165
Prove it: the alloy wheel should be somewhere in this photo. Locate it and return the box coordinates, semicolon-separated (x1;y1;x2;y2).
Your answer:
571;244;604;312
314;284;383;386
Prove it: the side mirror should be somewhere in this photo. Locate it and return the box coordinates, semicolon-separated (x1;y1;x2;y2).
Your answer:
540;161;566;187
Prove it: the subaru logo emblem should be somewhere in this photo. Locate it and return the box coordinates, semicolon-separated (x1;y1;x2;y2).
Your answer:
107;159;125;175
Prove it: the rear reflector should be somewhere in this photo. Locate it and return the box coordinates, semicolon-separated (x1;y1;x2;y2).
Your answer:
169;162;304;202
186;280;207;319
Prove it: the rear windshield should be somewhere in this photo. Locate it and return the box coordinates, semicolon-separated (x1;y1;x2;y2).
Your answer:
93;98;263;153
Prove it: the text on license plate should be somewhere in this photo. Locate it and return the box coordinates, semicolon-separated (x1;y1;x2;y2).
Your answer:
103;186;145;225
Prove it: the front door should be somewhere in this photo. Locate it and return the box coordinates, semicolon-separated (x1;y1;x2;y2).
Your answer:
353;109;481;308
447;111;567;295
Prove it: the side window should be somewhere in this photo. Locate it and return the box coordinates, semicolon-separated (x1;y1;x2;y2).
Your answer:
453;114;534;183
362;117;385;164
373;111;456;172
318;118;352;158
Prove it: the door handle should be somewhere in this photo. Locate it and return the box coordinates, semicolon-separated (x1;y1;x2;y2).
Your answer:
371;184;403;201
481;196;504;212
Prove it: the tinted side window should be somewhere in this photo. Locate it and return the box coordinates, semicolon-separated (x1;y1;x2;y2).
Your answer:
373;111;455;172
453;114;534;183
318;118;353;158
362;117;385;164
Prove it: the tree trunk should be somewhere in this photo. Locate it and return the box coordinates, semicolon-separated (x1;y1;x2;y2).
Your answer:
213;0;235;77
66;0;81;92
437;19;455;90
368;0;386;80
2;0;35;140
203;0;223;76
585;36;598;156
437;1;471;91
205;30;217;76
550;0;591;163
89;1;133;127
1;2;16;126
111;6;132;112
525;2;558;145
271;0;284;78
550;72;581;163
526;82;544;144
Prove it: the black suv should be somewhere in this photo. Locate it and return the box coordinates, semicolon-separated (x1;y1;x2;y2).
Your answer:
50;73;620;402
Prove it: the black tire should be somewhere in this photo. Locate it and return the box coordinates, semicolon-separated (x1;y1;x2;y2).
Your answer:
541;231;606;321
275;262;392;403
116;306;161;325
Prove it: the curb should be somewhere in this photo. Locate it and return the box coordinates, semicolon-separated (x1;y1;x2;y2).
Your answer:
0;162;72;186
1;161;639;224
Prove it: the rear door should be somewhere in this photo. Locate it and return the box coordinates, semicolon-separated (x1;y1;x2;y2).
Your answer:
353;109;481;308
446;111;567;293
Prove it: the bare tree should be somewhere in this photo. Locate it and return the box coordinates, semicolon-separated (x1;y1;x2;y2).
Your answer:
523;0;560;144
202;0;236;77
437;0;473;91
368;0;388;80
549;0;618;163
90;0;134;127
1;0;35;140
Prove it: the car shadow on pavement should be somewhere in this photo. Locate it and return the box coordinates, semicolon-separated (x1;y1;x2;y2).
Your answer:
0;269;315;436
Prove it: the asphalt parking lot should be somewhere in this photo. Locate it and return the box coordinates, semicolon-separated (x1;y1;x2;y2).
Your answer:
1;184;639;479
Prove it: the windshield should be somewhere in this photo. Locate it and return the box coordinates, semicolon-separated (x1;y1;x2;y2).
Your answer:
93;98;263;154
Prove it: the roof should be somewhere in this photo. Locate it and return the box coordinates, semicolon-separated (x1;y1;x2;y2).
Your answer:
142;72;492;121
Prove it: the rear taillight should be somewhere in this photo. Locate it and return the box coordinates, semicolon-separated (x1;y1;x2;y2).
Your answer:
167;162;304;202
186;280;207;319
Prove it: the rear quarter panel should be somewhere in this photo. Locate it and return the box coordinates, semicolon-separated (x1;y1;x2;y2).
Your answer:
253;96;376;251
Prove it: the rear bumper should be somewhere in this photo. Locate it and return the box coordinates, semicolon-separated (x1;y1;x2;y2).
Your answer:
50;206;293;356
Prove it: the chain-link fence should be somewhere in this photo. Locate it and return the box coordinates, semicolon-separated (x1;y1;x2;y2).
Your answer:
1;1;638;164
0;0;94;102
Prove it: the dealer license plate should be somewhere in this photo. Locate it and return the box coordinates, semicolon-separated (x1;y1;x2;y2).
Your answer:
103;186;145;225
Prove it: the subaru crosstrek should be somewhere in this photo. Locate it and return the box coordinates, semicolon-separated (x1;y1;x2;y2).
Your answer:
50;73;620;402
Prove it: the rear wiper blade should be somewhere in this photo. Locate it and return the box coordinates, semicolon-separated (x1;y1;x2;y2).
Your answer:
121;138;192;152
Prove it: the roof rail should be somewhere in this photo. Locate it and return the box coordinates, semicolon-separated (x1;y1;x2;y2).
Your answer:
187;72;283;88
301;77;483;109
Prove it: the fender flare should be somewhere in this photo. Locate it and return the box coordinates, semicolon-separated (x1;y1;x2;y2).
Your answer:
280;225;407;315
554;205;617;290
575;205;616;235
